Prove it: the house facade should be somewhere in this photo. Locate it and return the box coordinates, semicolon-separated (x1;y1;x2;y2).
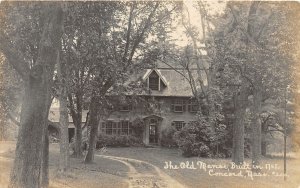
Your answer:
48;99;89;142
99;68;199;145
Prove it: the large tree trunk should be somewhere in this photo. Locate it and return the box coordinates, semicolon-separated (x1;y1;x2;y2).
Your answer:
41;132;49;188
232;83;247;165
84;96;100;163
261;118;268;156
251;82;262;169
58;96;69;172
8;4;63;188
9;76;49;188
232;107;245;164
41;93;53;187
0;117;6;141
74;118;82;157
261;129;267;156
58;50;69;173
69;93;83;158
246;1;262;168
261;138;267;156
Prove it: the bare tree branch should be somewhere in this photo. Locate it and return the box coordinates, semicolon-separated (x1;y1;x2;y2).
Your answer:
123;2;135;62
127;2;159;65
0;31;30;81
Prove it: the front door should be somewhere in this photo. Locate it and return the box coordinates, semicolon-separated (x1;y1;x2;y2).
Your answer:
149;119;158;144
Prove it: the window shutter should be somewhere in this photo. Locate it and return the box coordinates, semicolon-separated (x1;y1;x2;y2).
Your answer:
183;100;186;112
171;100;174;112
171;122;175;127
129;122;132;135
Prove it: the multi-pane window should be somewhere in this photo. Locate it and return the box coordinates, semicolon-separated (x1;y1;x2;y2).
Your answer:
149;71;159;90
121;121;129;135
105;121;113;135
119;104;132;112
171;99;186;112
188;99;199;112
100;121;132;135
172;121;186;131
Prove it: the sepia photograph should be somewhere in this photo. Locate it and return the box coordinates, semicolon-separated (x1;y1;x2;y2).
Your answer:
0;1;299;188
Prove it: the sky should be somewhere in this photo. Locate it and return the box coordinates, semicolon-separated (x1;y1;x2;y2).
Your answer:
170;0;226;48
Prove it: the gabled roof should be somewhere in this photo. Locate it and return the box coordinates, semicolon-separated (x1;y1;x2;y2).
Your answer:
135;68;205;97
142;69;168;86
48;107;88;123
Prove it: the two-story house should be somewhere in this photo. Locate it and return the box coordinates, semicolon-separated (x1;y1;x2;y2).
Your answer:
99;68;199;145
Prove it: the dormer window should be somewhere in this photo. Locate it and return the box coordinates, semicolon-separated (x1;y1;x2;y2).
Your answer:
144;69;168;91
149;71;159;90
119;104;132;112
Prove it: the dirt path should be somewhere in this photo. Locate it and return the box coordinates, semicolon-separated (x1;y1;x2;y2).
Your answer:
96;154;186;188
0;142;14;162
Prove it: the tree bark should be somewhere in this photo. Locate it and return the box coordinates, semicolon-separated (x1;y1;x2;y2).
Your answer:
84;96;100;163
8;4;63;188
41;132;49;188
232;108;245;164
58;49;69;173
261;122;268;156
232;82;247;164
246;1;262;169
68;93;83;158
261;139;267;156
9;74;48;188
41;83;54;188
251;81;262;169
74;117;83;157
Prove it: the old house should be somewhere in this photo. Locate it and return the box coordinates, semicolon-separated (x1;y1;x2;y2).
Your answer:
48;68;200;146
99;68;199;145
48;99;89;142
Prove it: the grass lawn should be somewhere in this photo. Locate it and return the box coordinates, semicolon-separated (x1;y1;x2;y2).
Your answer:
1;141;300;188
0;141;128;188
102;147;300;188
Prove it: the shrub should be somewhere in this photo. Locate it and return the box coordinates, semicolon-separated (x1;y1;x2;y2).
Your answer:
173;120;215;157
69;135;89;154
160;126;178;148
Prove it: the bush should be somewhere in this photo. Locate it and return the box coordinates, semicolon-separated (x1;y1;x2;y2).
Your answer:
160;126;178;148
69;134;89;154
173;120;216;157
96;134;143;148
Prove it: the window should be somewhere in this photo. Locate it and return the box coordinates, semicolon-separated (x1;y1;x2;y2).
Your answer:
112;122;117;135
188;99;199;112
121;121;129;135
149;71;159;90
171;99;186;112
101;122;106;132
100;121;132;135
83;102;89;110
106;121;113;135
172;121;186;131
119;104;132;112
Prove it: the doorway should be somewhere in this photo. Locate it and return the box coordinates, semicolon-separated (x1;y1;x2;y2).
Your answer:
149;119;158;144
68;128;75;143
